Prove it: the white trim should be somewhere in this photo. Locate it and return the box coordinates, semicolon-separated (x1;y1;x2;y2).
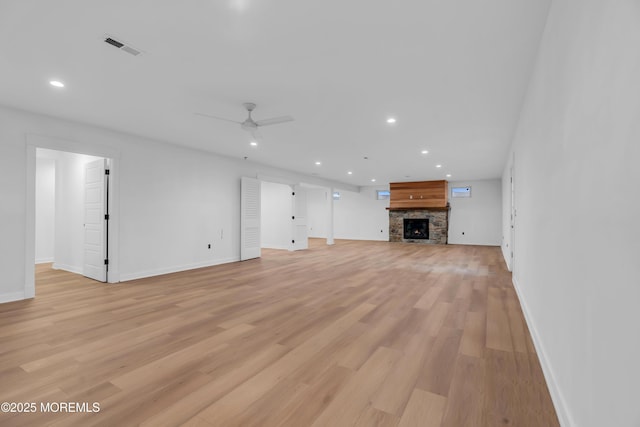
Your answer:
52;263;83;275
27;133;121;159
261;244;290;250
501;245;512;271
257;174;296;186
256;173;359;193
0;291;28;304
25;141;36;299
35;258;54;264
332;236;388;242
106;269;119;284
512;276;574;427
119;257;240;282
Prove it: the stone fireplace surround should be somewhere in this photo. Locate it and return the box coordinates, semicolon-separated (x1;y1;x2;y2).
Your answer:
389;208;449;244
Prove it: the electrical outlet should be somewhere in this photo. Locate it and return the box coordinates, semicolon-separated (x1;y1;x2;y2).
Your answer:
208;244;211;249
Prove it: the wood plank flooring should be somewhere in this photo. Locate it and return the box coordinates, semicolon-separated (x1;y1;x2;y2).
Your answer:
0;239;559;426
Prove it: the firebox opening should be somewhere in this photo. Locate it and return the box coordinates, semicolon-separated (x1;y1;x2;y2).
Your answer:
403;218;429;240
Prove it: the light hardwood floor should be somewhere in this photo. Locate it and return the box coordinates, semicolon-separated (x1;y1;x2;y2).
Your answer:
0;239;559;426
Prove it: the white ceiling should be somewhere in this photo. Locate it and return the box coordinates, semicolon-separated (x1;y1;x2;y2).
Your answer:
0;0;550;187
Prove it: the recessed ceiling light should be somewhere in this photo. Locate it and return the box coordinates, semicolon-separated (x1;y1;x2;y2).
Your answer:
250;141;258;146
315;161;321;165
49;80;64;88
421;150;429;154
446;174;452;177
436;164;442;168
386;118;396;124
347;171;353;175
371;178;376;182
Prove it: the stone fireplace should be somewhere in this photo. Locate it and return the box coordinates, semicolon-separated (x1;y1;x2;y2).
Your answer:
389;208;449;244
387;180;449;244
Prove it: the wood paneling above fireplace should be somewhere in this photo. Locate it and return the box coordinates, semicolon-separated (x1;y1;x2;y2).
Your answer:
388;180;448;209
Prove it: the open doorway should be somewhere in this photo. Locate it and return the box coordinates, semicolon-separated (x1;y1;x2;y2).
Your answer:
25;134;120;299
304;185;335;245
35;148;111;282
239;176;309;261
260;180;308;251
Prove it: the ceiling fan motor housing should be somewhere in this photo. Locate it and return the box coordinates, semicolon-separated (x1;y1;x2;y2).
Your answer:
241;120;258;131
241;102;258;130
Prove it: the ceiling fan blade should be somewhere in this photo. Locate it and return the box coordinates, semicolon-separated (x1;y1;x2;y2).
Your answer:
255;115;294;127
194;112;242;125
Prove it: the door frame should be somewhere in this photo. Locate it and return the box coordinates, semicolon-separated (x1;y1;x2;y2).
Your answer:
510;153;516;272
255;175;311;252
25;134;120;298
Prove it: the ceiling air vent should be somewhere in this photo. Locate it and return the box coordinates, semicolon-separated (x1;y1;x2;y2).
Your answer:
104;35;142;56
104;37;124;48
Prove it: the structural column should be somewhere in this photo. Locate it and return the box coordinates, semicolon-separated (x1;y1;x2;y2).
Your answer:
326;187;335;245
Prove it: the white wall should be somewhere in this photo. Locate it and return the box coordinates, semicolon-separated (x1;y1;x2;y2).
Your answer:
448;179;501;246
261;181;292;250
503;1;640;426
309;181;501;245
35;157;55;263
0;105;358;303
334;186;389;241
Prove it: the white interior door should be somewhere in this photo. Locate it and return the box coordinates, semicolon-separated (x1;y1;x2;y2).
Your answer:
83;159;108;282
241;176;261;260
290;185;308;251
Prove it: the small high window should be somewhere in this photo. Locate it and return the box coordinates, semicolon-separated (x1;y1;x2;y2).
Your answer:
451;186;471;198
376;190;390;200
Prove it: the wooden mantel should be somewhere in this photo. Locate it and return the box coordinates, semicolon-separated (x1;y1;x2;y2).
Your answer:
386;206;449;211
387;180;448;209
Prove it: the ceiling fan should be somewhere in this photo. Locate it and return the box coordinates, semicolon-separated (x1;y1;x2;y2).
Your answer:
196;103;294;142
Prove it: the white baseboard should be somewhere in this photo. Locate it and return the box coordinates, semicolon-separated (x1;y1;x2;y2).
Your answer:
52;263;83;275
35;257;54;264
512;276;574;427
0;291;28;304
501;245;512;271
119;257;240;282
261;244;290;250
333;236;388;242
106;269;119;284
